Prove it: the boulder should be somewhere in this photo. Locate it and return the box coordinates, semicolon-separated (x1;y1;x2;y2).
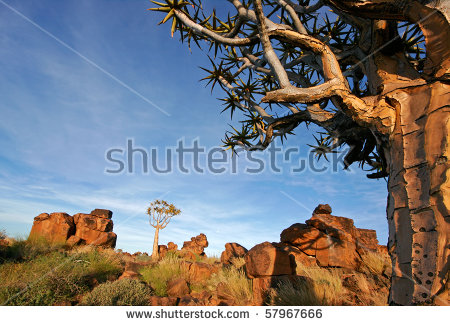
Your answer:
181;233;208;256
277;243;318;269
281;225;328;256
188;262;219;283
167;242;178;251
306;213;357;241
178;295;200;306
314;234;361;269
29;213;75;243
216;282;235;305
149;296;178;306
90;209;113;219
28;209;117;248
158;245;168;258
220;242;248;265
356;228;380;253
66;235;83;246
190;291;213;306
245;242;296;278
167;278;190;297
313;204;332;215
75;226;117;247
278;204;384;270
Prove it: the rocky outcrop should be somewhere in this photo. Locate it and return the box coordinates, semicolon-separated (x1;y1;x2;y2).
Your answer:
245;204;387;303
181;233;208;257
29;213;75;243
245;242;296;278
28;209;117;248
220;242;248;265
167;242;178;252
279;204;386;269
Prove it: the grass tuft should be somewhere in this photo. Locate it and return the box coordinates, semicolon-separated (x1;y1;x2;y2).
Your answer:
140;255;189;296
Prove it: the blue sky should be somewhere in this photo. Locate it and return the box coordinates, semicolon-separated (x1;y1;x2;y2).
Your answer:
0;0;388;255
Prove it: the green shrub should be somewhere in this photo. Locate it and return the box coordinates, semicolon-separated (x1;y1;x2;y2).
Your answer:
0;236;67;264
140;255;188;296
81;279;151;306
0;248;122;305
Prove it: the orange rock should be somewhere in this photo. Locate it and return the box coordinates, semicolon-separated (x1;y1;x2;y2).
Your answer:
29;212;75;243
29;209;117;248
245;242;296;278
67;235;83;246
90;209;113;219
276;243;318;268
167;278;190;297
356;228;380;253
188;262;218;283
167;242;178;251
181;233;208;256
220;242;248;265
158;245;168;258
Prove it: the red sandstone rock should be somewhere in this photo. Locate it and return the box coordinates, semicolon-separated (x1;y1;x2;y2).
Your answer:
158;245;168;258
188;262;219;283
278;205;384;270
167;242;178;251
149;296;178;306
66;235;83;246
313;204;332;215
220;242;248;265
29;212;75;243
181;233;208;256
90;209;113;219
245;242;296;278
306;213;357;241
29;209;117;248
178;295;200;306
167;278;190;297
356;228;380;253
276;243;318;268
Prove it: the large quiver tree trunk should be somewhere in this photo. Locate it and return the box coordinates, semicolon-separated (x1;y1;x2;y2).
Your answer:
386;81;449;305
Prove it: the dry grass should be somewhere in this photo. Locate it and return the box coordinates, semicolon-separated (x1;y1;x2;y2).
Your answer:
0;246;122;305
140;254;189;296
360;251;391;275
230;256;246;270
206;265;252;305
270;264;344;306
201;254;220;265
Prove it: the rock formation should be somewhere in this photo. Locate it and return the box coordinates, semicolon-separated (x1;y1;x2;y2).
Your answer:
220;242;248;265
245;204;387;304
28;209;117;248
181;233;208;257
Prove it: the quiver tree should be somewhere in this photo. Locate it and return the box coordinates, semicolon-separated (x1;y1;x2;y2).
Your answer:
148;0;449;305
147;200;181;260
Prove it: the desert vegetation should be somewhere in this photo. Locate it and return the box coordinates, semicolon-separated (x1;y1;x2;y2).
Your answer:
0;228;392;306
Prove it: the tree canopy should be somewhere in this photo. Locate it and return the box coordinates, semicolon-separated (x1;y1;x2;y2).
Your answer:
149;0;447;179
